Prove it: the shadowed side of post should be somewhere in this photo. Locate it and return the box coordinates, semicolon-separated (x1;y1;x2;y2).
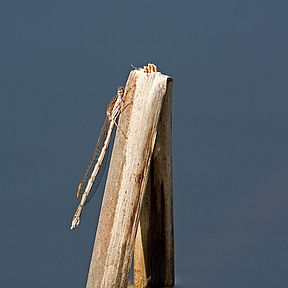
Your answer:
134;79;174;287
86;68;171;288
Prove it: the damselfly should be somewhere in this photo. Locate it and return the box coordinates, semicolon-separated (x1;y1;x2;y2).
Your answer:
70;87;125;230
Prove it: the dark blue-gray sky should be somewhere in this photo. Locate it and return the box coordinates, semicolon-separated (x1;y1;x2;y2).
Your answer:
1;1;287;287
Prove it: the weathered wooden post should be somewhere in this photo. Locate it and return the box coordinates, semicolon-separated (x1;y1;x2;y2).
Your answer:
86;64;174;288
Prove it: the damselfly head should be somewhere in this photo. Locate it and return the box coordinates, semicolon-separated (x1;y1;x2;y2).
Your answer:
117;86;124;97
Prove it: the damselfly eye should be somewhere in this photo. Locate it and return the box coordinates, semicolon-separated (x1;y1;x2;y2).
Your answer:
117;87;124;96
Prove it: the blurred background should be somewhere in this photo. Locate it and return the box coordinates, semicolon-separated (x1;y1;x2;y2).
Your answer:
0;1;287;287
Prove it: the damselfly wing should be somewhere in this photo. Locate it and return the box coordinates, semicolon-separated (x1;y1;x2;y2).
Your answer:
75;116;110;203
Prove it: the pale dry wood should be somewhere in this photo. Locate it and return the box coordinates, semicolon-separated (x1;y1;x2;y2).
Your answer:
134;79;174;287
86;69;172;288
134;174;152;287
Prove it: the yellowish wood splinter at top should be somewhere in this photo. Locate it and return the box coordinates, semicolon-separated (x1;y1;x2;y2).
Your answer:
143;63;158;73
